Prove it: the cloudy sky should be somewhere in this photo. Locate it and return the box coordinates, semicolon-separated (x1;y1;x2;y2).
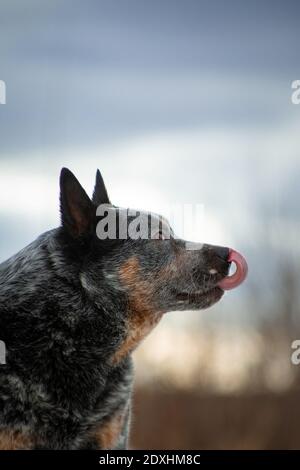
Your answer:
0;0;300;324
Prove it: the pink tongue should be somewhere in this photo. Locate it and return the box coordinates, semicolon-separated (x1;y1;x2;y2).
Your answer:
218;249;248;290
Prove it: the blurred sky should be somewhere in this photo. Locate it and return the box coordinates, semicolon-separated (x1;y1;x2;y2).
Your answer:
0;0;300;324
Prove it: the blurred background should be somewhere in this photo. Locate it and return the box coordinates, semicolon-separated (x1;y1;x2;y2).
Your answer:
1;0;300;449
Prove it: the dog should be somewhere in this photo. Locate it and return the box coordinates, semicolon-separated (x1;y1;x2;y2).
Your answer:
0;168;246;449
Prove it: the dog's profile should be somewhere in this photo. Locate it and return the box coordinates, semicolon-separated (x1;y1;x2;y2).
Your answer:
0;168;245;449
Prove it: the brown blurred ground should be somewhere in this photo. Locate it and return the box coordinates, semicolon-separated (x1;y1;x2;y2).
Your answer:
130;388;300;449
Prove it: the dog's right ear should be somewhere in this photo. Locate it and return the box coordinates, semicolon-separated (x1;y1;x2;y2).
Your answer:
92;169;111;206
60;168;94;238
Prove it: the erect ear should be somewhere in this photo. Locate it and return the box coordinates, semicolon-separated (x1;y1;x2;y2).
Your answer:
60;168;95;238
92;169;110;206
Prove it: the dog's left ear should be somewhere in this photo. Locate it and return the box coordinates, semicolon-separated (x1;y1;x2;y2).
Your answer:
92;169;111;206
60;168;95;238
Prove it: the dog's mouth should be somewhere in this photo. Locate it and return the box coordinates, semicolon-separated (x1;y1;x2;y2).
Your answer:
174;250;248;309
176;286;222;301
176;285;224;309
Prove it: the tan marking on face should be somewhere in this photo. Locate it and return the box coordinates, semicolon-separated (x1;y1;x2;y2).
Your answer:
92;412;125;449
112;257;163;364
0;430;33;450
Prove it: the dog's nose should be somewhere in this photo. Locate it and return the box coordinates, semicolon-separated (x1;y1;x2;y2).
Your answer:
213;246;229;262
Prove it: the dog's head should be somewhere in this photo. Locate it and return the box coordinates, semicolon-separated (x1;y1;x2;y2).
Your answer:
59;168;247;363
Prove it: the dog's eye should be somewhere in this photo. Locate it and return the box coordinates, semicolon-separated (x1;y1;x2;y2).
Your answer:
153;229;169;240
159;230;166;240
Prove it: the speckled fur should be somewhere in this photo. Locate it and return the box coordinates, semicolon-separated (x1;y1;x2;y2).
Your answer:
0;168;230;449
